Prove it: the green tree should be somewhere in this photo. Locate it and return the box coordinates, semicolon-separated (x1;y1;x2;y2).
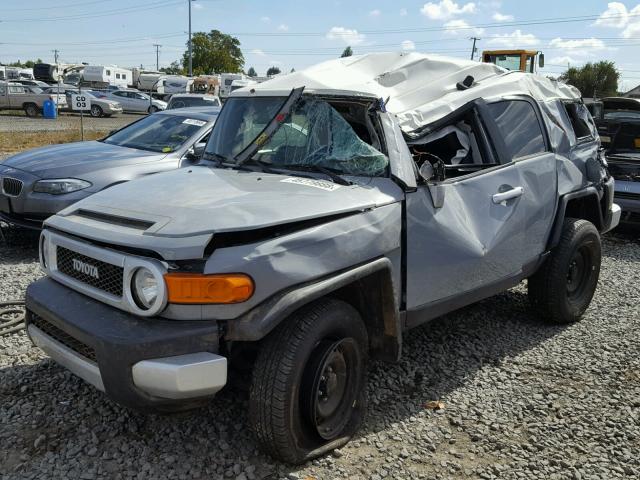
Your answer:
559;61;620;98
341;46;353;58
160;60;185;75
182;30;244;75
266;66;281;76
247;66;257;77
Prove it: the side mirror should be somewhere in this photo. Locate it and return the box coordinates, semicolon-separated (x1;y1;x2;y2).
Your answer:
193;143;206;157
538;53;545;68
185;143;205;161
419;162;435;182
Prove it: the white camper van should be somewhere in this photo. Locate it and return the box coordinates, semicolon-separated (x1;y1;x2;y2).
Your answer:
82;66;131;89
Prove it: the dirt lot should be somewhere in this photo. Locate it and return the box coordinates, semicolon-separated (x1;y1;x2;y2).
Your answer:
0;228;638;480
0;111;139;134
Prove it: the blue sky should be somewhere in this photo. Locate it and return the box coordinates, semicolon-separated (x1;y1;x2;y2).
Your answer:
1;0;640;90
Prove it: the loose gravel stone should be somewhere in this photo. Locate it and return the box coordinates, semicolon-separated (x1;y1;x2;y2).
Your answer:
0;226;638;479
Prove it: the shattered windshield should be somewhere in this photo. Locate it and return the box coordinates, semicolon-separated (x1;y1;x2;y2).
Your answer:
205;96;388;176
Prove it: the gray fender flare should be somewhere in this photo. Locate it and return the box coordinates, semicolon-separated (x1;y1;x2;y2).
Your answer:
547;186;603;250
225;257;402;362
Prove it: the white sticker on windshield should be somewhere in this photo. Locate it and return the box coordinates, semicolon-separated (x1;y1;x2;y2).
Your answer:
183;118;207;127
280;177;342;191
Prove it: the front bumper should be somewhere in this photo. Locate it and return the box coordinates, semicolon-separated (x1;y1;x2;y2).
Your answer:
102;104;123;115
613;180;640;223
26;277;227;411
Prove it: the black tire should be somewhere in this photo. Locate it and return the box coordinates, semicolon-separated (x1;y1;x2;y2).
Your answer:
90;105;103;117
528;218;601;323
148;105;159;114
24;103;39;117
249;298;368;464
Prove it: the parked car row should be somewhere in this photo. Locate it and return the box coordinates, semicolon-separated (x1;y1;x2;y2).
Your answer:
0;81;67;116
0;52;623;465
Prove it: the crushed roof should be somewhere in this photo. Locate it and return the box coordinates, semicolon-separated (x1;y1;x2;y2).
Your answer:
234;52;582;132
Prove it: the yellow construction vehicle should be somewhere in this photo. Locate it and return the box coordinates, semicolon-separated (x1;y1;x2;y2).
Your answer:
482;50;544;73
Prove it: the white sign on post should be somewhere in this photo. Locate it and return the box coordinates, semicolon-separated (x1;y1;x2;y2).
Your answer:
72;94;91;111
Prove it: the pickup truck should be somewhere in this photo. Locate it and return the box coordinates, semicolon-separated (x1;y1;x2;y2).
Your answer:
0;81;66;116
23;53;620;463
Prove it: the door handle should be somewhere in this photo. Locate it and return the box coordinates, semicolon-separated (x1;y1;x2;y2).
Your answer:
492;186;524;204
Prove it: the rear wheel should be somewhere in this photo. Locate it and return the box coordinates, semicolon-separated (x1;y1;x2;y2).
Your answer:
528;218;601;323
249;298;368;464
23;103;39;117
90;105;103;117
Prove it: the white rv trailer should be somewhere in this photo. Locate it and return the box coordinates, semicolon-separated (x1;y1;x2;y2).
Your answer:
219;73;247;98
132;68;163;91
0;67;34;81
157;75;194;95
33;63;84;83
81;65;131;89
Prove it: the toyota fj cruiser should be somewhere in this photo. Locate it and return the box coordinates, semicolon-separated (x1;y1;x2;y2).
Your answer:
24;53;620;463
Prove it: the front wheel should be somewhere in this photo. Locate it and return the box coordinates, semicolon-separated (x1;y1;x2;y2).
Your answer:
528;218;601;323
249;298;368;464
148;105;159;114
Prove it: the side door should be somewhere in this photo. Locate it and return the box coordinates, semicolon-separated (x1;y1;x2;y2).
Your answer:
404;98;555;317
111;91;130;110
485;98;558;265
131;92;148;112
7;85;26;108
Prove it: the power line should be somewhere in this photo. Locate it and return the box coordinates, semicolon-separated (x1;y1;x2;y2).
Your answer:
3;0;112;11
0;0;183;23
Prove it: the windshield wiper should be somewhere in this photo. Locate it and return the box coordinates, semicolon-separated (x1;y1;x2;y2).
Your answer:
202;151;253;171
235;86;305;166
282;164;352;186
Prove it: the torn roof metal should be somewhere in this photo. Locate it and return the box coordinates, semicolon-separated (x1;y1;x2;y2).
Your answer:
234;52;582;132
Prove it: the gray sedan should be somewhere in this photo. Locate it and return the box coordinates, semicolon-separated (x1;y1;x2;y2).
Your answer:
0;108;219;229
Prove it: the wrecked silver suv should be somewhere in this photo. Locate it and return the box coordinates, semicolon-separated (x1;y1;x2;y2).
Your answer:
25;53;620;463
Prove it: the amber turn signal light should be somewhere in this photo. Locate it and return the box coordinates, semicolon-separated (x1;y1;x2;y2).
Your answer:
164;273;254;304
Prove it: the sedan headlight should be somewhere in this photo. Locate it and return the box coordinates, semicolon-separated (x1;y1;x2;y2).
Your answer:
33;178;92;195
132;267;161;310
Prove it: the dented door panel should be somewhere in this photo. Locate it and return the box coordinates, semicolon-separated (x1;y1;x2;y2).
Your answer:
515;153;558;263
405;163;526;309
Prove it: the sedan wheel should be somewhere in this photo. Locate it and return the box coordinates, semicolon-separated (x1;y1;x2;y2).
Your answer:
90;105;103;118
148;105;159;114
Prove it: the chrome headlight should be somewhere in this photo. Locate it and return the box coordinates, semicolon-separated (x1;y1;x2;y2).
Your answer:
132;267;161;310
33;178;92;195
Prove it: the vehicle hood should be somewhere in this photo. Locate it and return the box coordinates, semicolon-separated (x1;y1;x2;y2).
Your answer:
49;166;403;254
1;141;163;178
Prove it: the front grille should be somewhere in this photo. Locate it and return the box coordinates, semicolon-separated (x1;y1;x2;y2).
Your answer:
2;177;23;196
29;312;97;363
56;246;124;297
616;191;640;200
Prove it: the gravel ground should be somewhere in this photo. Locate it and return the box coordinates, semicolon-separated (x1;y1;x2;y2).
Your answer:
0;112;139;133
0;228;638;480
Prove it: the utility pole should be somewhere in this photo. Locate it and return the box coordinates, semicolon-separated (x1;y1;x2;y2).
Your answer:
153;44;161;71
188;0;193;76
52;49;59;63
469;37;480;61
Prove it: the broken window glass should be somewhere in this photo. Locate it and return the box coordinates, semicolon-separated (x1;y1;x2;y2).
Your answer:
252;98;388;176
206;95;388;177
